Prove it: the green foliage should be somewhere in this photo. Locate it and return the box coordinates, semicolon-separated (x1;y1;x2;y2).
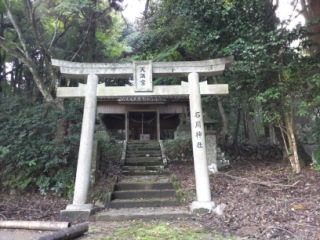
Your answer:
40;0;128;61
52;0;92;14
134;0;279;61
95;12;128;59
0;146;9;158
99;137;122;164
312;146;320;169
163;139;193;162
0;96;82;196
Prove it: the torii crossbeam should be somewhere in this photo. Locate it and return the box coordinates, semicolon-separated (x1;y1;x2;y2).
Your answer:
52;57;233;219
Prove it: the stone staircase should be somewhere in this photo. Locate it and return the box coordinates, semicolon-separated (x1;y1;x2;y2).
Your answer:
106;141;180;209
95;140;191;221
107;176;180;209
122;141;167;175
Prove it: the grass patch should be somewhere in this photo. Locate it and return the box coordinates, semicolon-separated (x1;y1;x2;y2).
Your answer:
98;220;240;240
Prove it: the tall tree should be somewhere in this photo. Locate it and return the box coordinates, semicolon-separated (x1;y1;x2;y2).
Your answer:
0;0;64;108
0;0;127;101
300;0;320;52
133;0;320;173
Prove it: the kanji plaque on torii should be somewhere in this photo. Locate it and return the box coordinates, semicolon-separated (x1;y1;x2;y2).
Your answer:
133;61;152;92
52;57;233;218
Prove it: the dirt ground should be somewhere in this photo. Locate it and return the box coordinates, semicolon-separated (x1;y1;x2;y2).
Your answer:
170;160;320;240
1;159;320;240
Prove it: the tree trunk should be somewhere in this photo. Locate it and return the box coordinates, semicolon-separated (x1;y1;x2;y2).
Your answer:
244;105;259;145
144;0;151;19
0;12;6;87
300;0;320;53
217;96;228;143
55;118;68;145
1;0;65;110
38;223;88;240
268;123;277;144
232;108;242;146
214;78;228;143
274;125;288;162
283;112;301;174
86;0;97;62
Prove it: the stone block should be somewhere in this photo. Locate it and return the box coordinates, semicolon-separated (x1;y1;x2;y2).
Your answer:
190;201;215;213
206;134;217;174
60;204;101;222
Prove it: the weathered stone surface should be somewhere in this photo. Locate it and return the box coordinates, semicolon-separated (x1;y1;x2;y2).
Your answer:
95;207;192;221
90;140;99;187
174;114;191;140
57;82;229;98
133;61;153;92
190;201;215;213
206;134;217;174
52;57;233;78
60;209;93;222
188;72;213;208
72;74;98;207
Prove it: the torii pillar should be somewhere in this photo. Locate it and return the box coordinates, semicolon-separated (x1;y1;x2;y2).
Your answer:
66;74;98;211
53;57;233;220
189;72;214;211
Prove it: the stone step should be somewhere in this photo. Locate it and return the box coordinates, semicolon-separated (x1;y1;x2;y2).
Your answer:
112;190;176;199
122;165;165;171
127;141;159;144
107;140;179;211
127;142;160;147
124;161;163;167
125;156;162;162
127;148;161;152
95;207;192;221
126;155;163;159
127;140;158;143
107;198;180;209
126;155;162;159
126;150;161;157
122;170;169;176
115;182;173;191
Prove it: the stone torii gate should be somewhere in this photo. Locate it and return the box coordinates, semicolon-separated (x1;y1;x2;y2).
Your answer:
52;57;233;217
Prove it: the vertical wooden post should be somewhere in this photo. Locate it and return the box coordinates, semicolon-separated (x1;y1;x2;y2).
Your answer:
157;109;160;141
125;111;128;141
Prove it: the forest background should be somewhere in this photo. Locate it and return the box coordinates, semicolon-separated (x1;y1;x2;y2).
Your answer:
0;0;319;197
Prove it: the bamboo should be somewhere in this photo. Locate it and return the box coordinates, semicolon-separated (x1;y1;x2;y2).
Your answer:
0;221;70;231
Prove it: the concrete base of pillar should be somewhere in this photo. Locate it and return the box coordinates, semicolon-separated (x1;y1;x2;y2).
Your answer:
190;201;215;213
66;203;93;211
60;204;99;222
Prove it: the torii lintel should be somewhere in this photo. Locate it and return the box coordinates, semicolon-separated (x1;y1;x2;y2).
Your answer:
56;81;229;98
52;56;233;78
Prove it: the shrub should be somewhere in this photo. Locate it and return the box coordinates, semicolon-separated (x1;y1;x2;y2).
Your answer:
311;146;320;171
0;96;82;197
163;139;193;162
98;137;123;173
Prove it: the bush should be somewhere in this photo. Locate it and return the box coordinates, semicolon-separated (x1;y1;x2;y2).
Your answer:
0;96;82;197
163;139;193;162
98;137;123;173
311;146;320;171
